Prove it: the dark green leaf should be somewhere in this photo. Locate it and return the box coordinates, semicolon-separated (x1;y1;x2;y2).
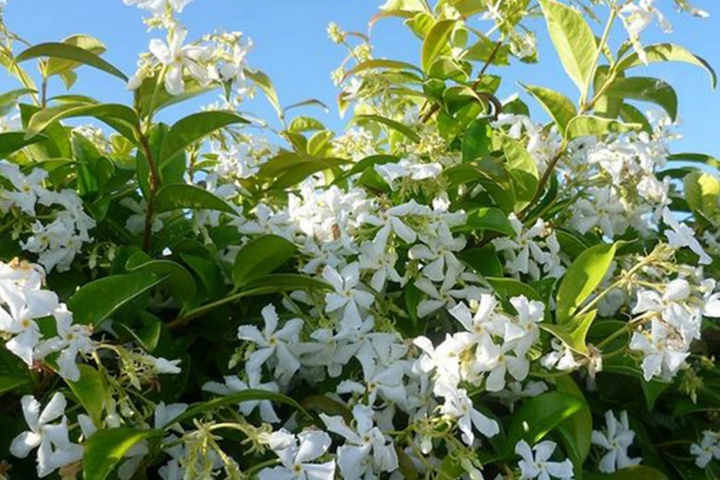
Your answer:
83;428;161;480
153;184;236;214
233;235;297;288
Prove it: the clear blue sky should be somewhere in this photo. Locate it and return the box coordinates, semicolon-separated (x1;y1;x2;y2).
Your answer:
3;0;719;157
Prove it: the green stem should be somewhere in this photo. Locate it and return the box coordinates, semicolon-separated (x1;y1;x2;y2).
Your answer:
580;7;617;108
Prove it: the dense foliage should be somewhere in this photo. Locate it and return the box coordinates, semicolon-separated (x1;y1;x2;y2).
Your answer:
1;0;720;478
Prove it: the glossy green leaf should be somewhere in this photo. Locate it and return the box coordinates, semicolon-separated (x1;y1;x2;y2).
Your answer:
541;310;597;354
421;19;456;72
520;83;577;135
67;364;106;424
565;115;640;140
505;391;585;454
242;274;330;292
17;42;128;81
555;376;593;476
556;242;618;324
45;34;106;77
233;235;297;288
126;254;198;310
153;184;236;214
83;428;161;480
68;273;165;326
25;102;138;139
159;111;248;165
684;171;720;217
455;208;514;236
0;131;48;158
462;118;490;162
538;0;598;93
617;43;716;89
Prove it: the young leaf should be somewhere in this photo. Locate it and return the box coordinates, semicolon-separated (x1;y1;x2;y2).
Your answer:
421;19;456;72
556;242;618;324
83;428;161;480
353;114;421;142
565;115;640;139
684;171;720;218
541;310;597;354
16;42;128;81
159;111;248;165
520;83;577;135
0;88;36;117
153;184;237;214
245;68;282;118
233;235;297;288
342;59;423;82
538;0;598;93
68;273;165;326
617;43;717;89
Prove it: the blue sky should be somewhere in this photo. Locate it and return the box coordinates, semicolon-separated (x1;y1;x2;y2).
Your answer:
3;0;719;157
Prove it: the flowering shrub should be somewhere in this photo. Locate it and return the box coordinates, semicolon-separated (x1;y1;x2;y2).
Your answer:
0;0;719;478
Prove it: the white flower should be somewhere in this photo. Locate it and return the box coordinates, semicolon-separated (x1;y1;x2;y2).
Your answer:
202;372;281;423
690;431;720;468
440;388;499;445
0;162;48;215
259;429;336;480
515;439;574;480
629;318;689;381
323;263;374;331
237;304;303;382
662;208;711;265
591;411;641;473
10;393;83;477
123;0;193;15
320;404;398;479
33;306;94;382
145;28;210;95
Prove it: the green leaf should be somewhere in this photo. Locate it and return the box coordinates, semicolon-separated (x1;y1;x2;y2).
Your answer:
353;114;420;143
159;111;248;165
684;171;720;218
245;69;282;118
462;118;490;162
342;59;423;82
541;310;597;354
619;103;652;134
458;247;504;278
25;102;138;139
486;277;542;302
0;131;48;158
233;235;297;288
153;184;236;214
137;76;215;117
242;274;331;292
0;88;36;117
67;364;106;424
604;77;678;121
556;242;618;324
502;136;539;211
617;43;716;89
454;208;514;236
565;115;640;140
520;83;577;135
68;273;165;326
421;19;456;72
538;0;598;93
165;389;308;428
83;428;161;480
16;42;128;81
585;466;669;480
668;152;720;169
45;34;106;77
505;391;585;455
126;254;198;311
555;376;593;476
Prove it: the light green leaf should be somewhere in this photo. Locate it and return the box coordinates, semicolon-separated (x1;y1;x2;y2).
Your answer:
0;88;36;117
26;102;138;139
538;0;598;93
520;83;577;135
16;42;128;81
342;59;423;82
153;184;236;214
617;43;716;89
604;77;678;121
541;310;597;354
353;114;420;142
462;118;490;162
45;34;106;77
565;115;640;139
502;136;539;210
421;19;456;72
245;69;282;118
83;428;161;480
556;242;618;324
233;235;297;288
159;111;248;165
684;171;720;218
68;273;165;326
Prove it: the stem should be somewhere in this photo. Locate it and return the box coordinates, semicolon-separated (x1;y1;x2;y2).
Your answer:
519;138;569;219
138;129;160;252
579;7;617;108
40;75;48;108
